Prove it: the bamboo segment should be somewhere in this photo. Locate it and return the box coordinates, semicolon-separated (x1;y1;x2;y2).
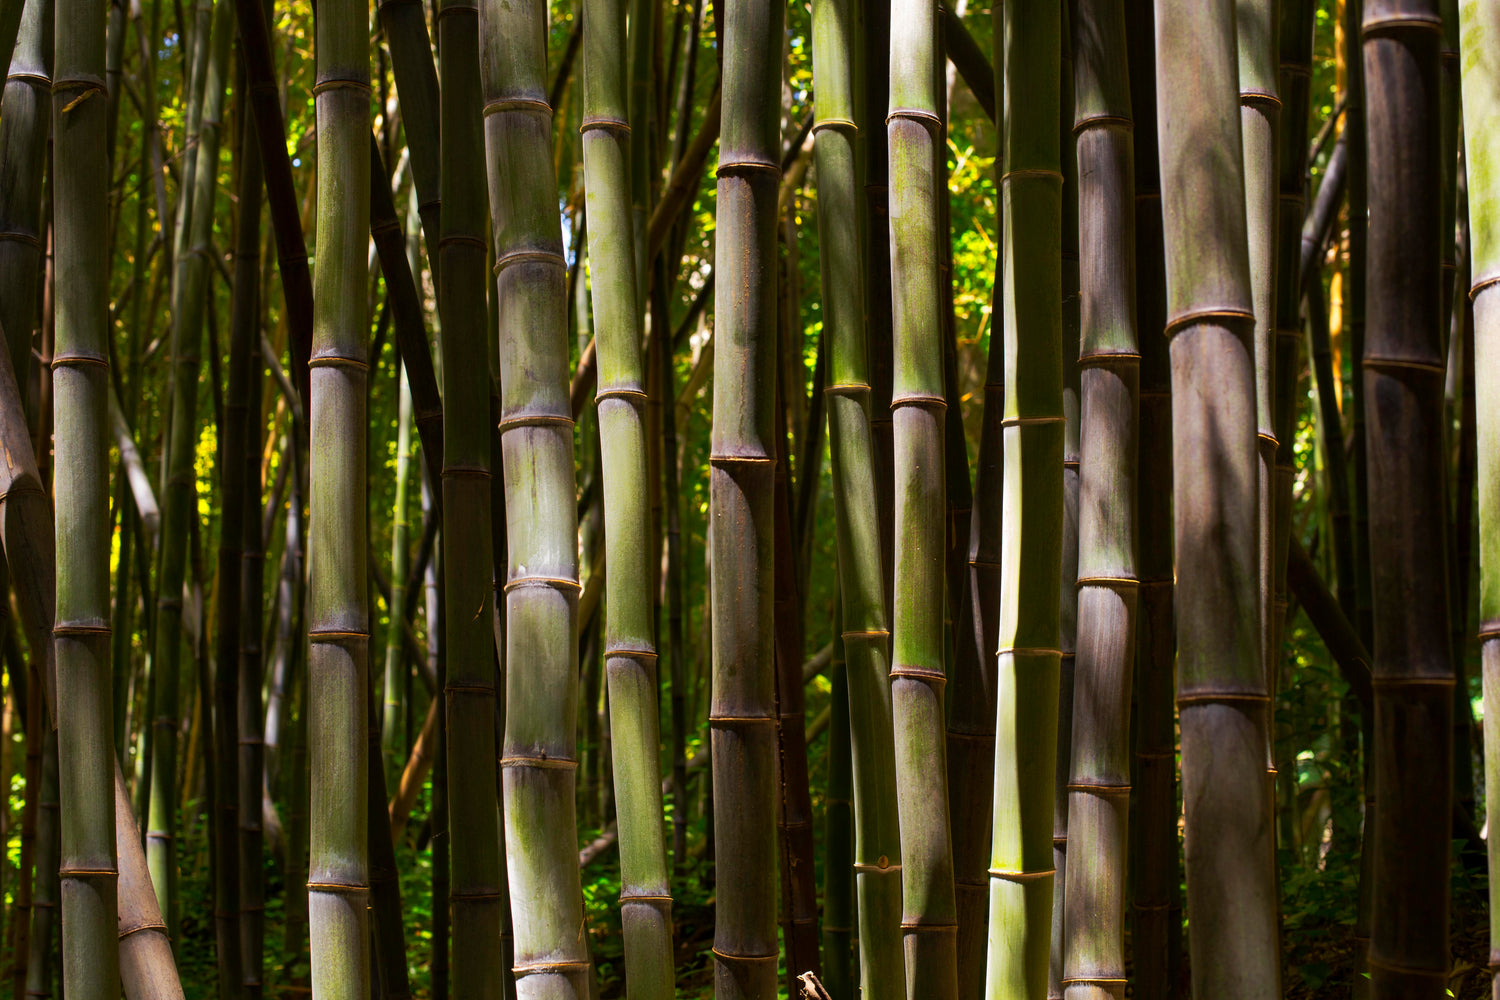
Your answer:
115;765;185;1000
0;0;49;389
580;0;675;982
822;640;855;1000
479;0;591;992
374;0;440;259
1153;0;1280;996
307;0;373;990
1063;2;1137;999
887;0;959;992
707;0;782;994
436;6;507;997
1362;2;1452;997
813;0;905;988
1460;3;1500;996
985;1;1062;997
52;0;121;991
1125;4;1178;996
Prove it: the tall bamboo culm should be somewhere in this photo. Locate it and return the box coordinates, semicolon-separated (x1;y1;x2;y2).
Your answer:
307;0;373;989
985;0;1062;996
479;0;591;990
148;0;231;935
436;5;507;996
581;0;675;984
1153;0;1280;996
0;0;49;391
1459;3;1500;997
1125;1;1178;995
52;0;120;992
1062;1;1137;998
812;0;905;984
707;0;782;994
1362;2;1452;996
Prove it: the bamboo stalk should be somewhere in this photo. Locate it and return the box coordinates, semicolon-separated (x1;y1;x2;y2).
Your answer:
985;1;1063;996
306;0;373;988
1459;4;1500;997
581;0;677;982
1363;1;1452;996
1154;0;1280;995
374;0;440;263
822;632;855;1000
1062;3;1137;998
479;0;592;988
52;0;121;989
0;0;48;393
812;0;905;986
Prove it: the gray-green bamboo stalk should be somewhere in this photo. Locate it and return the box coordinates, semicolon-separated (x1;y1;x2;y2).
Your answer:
985;1;1063;996
0;0;50;404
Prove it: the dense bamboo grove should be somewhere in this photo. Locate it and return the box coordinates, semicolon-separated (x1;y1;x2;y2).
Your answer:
0;0;1498;997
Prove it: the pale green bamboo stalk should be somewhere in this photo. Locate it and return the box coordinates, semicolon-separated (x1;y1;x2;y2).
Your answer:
985;0;1063;996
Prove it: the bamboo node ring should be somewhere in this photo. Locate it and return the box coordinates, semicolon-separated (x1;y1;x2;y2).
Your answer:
885;108;942;128
6;72;49;87
58;868;117;877
0;484;45;502
0;231;41;247
1067;781;1131;795
307;354;370;370
996;646;1063;657
1077;351;1141;368
484;97;554;117
1256;432;1280;448
1163;308;1255;338
434;0;480;17
900;921;959;931
441;465;492;480
496;411;575;432
708;453;776;465
1363;953;1448;977
513;960;593;978
812;117;858;134
307;629;370;643
853;859;900;873
500;754;578;770
311;77;373;96
449;889;506;900
1368;676;1455;688
594;387;649;404
708;714;777;726
118;920;169;941
710;949;780;963
438;234;488;252
1176;690;1271;705
1062;459;1081;469
823;382;872;397
618;893;674;904
1071;114;1133;135
890;392;947;411
1061;977;1129;986
946;730;995;743
1000;415;1063;427
579;116;631;134
1001;168;1064;183
715;159;781;178
889;666;947;685
1469;274;1499;300
502;575;583;594
52;624;111;637
445;684;496;696
1361;355;1446;376
1239;90;1281;109
50;352;109;369
605;647;660;663
988;868;1054;882
840;629;890;641
1075;576;1140;588
493;249;566;273
1361;14;1443;37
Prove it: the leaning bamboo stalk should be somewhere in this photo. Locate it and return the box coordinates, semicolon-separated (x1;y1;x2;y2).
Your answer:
811;0;905;986
1459;3;1500;994
437;2;507;994
1363;1;1452;996
1062;2;1138;998
1154;0;1281;995
580;0;676;983
115;762;186;1000
307;0;373;988
887;0;959;990
52;0;121;989
985;1;1063;996
479;0;592;990
0;0;49;391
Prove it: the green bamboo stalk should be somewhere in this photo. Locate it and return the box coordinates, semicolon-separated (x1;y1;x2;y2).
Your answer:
148;0;231;937
985;1;1062;996
0;0;51;399
1062;3;1136;998
703;0;782;993
233;100;267;1000
580;0;676;983
1241;0;1279;793
821;632;855;1000
1049;20;1079;999
382;370;413;765
52;0;120;990
1363;2;1451;996
1153;0;1280;995
865;0;895;610
436;4;506;995
374;0;440;264
1459;6;1500;997
479;0;591;989
307;0;373;988
813;0;905;987
887;0;959;992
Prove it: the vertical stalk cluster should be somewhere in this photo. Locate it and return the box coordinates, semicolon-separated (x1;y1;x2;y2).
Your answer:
1063;2;1137;999
1153;0;1280;996
580;0;675;983
437;6;507;996
986;0;1062;996
1361;2;1452;996
479;0;591;992
812;0;904;986
1460;1;1500;994
51;0;120;993
307;0;373;990
707;0;782;994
